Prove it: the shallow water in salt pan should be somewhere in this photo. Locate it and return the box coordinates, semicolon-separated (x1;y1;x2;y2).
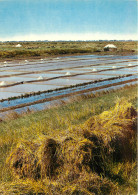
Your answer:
0;55;137;113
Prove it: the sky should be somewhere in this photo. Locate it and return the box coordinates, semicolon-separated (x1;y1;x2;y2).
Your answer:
0;0;137;41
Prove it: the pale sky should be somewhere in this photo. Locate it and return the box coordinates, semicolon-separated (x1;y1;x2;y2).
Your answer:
0;0;137;41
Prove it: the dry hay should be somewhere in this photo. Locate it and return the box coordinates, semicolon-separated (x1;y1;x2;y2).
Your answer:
7;135;106;181
7;137;61;180
61;138;93;171
58;136;105;183
61;172;117;195
82;98;137;162
113;98;137;119
0;173;118;195
6;97;137;194
6;140;40;180
76;172;117;195
38;136;61;178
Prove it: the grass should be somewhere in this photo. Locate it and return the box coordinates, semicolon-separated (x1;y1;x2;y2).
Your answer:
0;85;137;194
0;41;137;60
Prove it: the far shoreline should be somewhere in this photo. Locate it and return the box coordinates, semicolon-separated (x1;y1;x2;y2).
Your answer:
0;51;137;63
0;40;137;62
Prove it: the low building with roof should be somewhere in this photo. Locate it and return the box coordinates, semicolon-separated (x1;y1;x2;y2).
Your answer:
15;44;22;48
104;44;117;51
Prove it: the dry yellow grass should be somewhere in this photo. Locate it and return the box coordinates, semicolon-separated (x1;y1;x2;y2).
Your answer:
4;98;137;194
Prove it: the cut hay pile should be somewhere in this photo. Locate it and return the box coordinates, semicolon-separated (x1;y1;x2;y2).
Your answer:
7;137;61;180
6;98;137;194
82;98;137;162
38;137;61;178
60;138;94;181
6;140;40;180
60;172;117;195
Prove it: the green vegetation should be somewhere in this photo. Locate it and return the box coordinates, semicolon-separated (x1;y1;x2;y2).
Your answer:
0;85;137;194
0;41;137;60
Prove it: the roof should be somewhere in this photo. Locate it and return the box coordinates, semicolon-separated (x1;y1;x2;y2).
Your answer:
104;44;117;48
16;44;22;47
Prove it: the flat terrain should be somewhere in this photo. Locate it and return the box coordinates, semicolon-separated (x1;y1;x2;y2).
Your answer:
0;41;137;194
0;41;137;61
0;54;137;114
0;85;137;194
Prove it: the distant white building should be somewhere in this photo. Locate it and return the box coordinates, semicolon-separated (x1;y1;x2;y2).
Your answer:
104;44;117;51
16;44;22;48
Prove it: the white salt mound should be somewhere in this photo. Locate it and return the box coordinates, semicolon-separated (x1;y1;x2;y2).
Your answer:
112;66;116;69
65;72;71;76
40;59;44;63
16;44;22;48
0;81;6;86
92;68;97;72
37;76;43;80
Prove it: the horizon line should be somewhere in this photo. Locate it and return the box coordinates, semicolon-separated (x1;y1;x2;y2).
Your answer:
0;32;138;42
1;40;138;42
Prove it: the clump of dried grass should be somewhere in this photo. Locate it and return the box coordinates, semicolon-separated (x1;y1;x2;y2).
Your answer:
76;172;118;195
6;140;40;180
60;172;117;195
38;136;61;179
0;172;118;195
57;135;106;184
6;137;61;180
6;98;137;194
113;98;137;119
61;138;93;169
8;99;136;181
7;135;106;181
82;98;137;162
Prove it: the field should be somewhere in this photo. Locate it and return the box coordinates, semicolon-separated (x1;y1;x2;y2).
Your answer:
0;41;137;60
0;84;137;194
0;41;137;194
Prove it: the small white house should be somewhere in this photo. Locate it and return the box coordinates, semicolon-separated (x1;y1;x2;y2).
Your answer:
104;44;117;51
15;44;22;48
